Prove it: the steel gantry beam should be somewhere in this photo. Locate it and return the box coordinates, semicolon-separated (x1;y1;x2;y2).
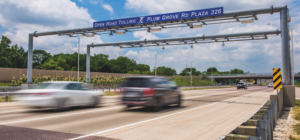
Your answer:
28;5;285;38
87;30;280;48
85;30;281;83
26;5;291;84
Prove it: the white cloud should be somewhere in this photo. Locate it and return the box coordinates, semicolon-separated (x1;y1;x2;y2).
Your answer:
125;0;290;15
133;31;159;40
123;0;300;73
0;0;117;57
102;3;114;14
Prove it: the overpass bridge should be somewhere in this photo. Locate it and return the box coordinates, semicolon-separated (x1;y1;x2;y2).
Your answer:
207;73;300;80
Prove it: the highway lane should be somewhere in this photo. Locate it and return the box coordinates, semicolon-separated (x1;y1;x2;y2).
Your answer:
0;86;273;140
0;86;267;123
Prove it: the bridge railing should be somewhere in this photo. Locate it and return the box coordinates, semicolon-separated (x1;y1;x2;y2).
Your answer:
210;73;273;77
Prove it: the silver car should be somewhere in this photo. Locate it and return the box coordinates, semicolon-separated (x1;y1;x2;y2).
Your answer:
15;81;103;109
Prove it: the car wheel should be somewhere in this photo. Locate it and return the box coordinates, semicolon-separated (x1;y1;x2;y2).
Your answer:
127;104;133;108
175;95;181;107
152;97;162;112
55;98;70;110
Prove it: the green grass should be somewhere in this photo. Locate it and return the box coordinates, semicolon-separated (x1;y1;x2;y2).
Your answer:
174;78;217;86
104;91;121;96
295;82;300;88
181;87;232;91
293;100;300;120
292;100;300;138
0;96;14;102
0;81;13;87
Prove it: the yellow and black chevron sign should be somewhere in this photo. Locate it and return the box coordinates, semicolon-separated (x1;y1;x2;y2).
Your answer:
273;68;282;90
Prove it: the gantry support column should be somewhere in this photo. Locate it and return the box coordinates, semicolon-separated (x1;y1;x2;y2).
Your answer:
280;5;292;85
26;34;33;84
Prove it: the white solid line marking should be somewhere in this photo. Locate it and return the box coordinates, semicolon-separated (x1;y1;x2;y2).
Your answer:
183;90;239;99
0;110;25;114
69;89;270;140
183;87;268;99
0;106;123;125
181;86;265;95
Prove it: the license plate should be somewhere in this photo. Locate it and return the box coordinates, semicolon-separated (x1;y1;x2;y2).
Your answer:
125;92;139;97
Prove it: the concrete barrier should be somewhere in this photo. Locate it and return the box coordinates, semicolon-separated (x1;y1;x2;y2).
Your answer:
222;101;277;140
282;85;295;107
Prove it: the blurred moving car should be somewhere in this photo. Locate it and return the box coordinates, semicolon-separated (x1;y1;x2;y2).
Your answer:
121;76;182;111
15;81;103;109
268;83;273;88
210;84;215;86
237;82;247;89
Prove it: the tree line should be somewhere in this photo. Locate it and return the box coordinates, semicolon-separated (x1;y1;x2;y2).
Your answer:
0;35;246;79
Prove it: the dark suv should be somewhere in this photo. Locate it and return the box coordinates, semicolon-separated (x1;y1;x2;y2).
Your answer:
237;82;247;89
121;76;182;111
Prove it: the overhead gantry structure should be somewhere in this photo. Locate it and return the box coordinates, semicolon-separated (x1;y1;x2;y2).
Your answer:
26;5;291;84
85;30;281;83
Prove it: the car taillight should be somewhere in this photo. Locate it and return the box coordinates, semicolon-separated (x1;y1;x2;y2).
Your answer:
143;89;154;96
120;88;125;93
32;93;53;95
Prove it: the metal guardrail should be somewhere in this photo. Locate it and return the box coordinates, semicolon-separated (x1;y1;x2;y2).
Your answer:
0;87;21;102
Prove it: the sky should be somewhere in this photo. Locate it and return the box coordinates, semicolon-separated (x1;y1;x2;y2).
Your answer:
0;0;300;74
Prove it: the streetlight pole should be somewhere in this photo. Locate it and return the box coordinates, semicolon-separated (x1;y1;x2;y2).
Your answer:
77;36;80;82
211;67;212;84
155;49;164;77
229;71;230;85
292;28;294;85
191;62;192;86
291;24;300;85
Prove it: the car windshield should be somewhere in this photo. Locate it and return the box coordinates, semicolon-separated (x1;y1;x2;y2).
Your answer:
37;83;67;89
123;78;151;87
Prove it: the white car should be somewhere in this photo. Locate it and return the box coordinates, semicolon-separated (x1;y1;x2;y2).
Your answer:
15;81;103;109
268;83;273;88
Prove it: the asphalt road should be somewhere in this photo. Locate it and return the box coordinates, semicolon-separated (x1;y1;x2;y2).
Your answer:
0;86;273;140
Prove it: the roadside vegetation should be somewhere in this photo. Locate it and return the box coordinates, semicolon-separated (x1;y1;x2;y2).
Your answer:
181;86;231;91
295;82;300;88
0;81;13;87
291;100;300;139
0;96;13;102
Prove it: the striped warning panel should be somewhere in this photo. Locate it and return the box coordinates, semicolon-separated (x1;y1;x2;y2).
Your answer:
273;68;282;90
